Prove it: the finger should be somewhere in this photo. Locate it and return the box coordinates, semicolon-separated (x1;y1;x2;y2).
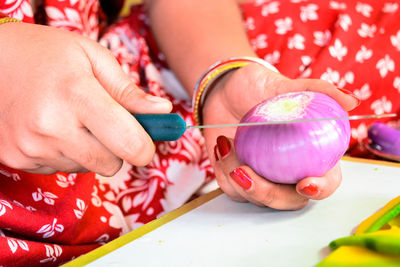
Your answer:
15;135;93;174
40;157;85;174
81;39;172;113
230;166;309;210
286;78;361;111
216;135;308;210
296;162;342;200
214;145;248;203
215;136;263;204
60;127;124;176
22;166;58;175
77;79;156;167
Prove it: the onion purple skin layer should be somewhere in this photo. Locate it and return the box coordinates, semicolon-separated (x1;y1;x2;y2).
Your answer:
234;91;351;184
368;122;400;156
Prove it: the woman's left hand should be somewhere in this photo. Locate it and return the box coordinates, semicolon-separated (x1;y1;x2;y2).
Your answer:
201;63;360;210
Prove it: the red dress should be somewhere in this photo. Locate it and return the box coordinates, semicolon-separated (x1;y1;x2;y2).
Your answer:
0;0;399;265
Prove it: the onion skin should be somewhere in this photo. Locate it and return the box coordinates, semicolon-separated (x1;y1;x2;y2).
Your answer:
368;122;400;156
234;91;351;184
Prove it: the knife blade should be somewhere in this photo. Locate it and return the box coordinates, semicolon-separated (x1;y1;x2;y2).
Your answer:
133;113;397;141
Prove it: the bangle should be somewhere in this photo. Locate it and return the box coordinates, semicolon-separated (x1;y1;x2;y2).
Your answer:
0;13;22;25
192;57;279;126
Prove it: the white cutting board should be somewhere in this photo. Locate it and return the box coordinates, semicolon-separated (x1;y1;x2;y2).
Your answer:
85;159;400;267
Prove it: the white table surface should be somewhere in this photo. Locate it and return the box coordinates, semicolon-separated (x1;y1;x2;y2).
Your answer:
79;158;400;267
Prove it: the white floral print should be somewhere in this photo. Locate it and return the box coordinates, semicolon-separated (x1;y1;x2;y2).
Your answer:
354;84;371;100
32;188;58;205
73;199;86;219
337;14;352;31
56;173;77;188
393;77;400;93
351;123;368;143
355;45;373;63
356;3;372;17
329;1;347;10
288;34;305;50
383;2;399;13
0;169;21;182
251;34;268;50
300;4;318;22
329;39;348;61
313;30;331;47
261;1;279;16
371;97;393;115
245;16;256;31
40;245;62;263
7;239;29;254
275;17;292;35
376;55;395;78
0;200;12;216
264;50;280;65
390;30;400;51
37;218;64;238
358;23;376;38
321;68;340;84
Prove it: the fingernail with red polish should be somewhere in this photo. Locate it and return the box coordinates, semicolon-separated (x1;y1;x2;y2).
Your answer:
230;168;253;190
216;135;231;159
214;145;219;161
299;184;320;197
338;88;361;107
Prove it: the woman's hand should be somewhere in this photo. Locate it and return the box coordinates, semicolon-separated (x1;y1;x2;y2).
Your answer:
202;63;360;210
0;22;172;176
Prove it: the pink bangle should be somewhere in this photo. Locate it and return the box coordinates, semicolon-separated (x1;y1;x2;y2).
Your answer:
192;57;278;126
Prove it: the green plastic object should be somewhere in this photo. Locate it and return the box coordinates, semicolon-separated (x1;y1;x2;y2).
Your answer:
132;113;187;141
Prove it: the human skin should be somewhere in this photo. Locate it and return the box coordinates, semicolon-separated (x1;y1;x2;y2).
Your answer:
144;0;360;209
0;0;360;210
0;22;172;176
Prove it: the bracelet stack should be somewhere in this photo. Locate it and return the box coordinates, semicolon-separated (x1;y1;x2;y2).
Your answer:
192;57;279;126
0;12;21;24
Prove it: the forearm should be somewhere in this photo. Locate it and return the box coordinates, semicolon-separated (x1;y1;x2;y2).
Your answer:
143;0;257;96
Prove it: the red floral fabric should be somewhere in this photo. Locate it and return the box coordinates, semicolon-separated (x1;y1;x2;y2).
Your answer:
0;0;399;266
240;0;400;155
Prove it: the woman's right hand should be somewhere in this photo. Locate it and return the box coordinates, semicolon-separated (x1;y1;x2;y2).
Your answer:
0;22;172;176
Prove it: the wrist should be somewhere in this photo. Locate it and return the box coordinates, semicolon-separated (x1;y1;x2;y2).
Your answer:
192;57;278;126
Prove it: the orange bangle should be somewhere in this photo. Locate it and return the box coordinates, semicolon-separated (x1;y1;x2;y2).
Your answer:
192;57;278;126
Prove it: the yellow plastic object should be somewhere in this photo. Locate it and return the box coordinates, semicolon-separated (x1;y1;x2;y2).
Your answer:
356;195;400;234
316;246;400;267
329;228;400;255
318;195;400;267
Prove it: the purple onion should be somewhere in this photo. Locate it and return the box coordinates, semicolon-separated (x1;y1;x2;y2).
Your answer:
368;122;400;156
234;91;351;184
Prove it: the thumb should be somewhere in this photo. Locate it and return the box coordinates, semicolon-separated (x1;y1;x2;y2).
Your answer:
81;39;172;114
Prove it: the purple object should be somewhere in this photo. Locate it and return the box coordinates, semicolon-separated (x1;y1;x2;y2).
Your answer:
368;122;400;156
234;91;351;184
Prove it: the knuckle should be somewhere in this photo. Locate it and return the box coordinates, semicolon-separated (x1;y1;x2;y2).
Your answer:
29;111;58;136
259;187;277;207
17;139;41;158
1;152;35;170
115;82;139;104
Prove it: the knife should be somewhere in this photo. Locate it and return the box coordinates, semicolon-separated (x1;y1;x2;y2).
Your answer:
133;113;397;141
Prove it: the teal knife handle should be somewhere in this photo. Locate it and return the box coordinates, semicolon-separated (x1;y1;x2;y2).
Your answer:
132;113;186;141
